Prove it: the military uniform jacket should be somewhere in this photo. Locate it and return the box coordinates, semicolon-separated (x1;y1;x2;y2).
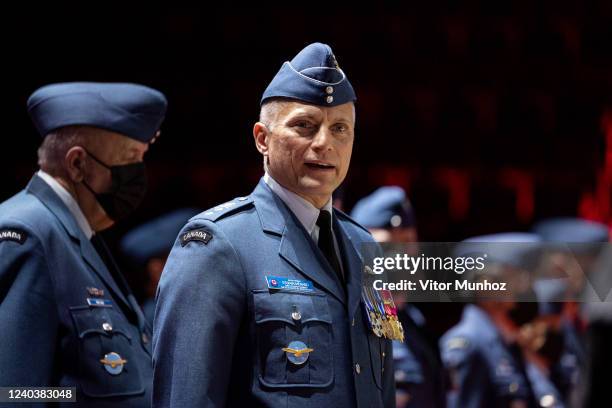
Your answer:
0;175;153;407
153;179;395;408
440;305;538;408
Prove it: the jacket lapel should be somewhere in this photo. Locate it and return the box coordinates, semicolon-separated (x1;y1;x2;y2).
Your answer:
26;174;132;311
252;179;346;305
334;215;365;318
80;236;132;310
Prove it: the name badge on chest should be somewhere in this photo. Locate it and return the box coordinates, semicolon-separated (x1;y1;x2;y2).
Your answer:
265;276;314;293
87;298;113;308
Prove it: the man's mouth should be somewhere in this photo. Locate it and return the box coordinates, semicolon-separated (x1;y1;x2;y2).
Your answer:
305;161;335;170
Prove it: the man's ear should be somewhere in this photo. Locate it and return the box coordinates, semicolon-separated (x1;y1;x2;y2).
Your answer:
253;122;270;156
64;146;88;182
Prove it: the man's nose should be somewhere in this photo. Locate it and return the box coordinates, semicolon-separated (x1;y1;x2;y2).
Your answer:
311;127;333;151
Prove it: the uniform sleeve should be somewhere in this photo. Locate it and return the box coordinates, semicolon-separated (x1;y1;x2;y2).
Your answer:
152;219;246;408
0;220;58;387
440;336;489;408
381;337;396;407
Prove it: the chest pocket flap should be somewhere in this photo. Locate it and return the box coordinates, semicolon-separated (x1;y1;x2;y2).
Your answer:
253;290;333;388
70;306;144;398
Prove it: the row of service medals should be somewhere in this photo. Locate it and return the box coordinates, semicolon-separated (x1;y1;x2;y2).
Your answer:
362;285;404;342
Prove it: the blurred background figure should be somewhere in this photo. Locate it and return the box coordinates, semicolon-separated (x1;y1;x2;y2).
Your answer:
120;208;200;327
441;233;548;408
532;217;610;405
576;244;612;408
519;278;569;407
352;186;446;408
351;186;417;243
533;217;609;295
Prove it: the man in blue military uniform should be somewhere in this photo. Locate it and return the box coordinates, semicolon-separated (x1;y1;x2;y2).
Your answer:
531;217;610;405
153;43;395;407
521;278;569;408
120;208;200;327
0;82;167;406
351;186;418;244
441;233;543;408
351;186;446;408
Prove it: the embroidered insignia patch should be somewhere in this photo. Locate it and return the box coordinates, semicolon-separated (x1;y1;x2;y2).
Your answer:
0;229;27;245
180;229;213;246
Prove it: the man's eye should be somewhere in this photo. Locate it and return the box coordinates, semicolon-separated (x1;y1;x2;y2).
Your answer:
295;121;313;129
333;124;348;132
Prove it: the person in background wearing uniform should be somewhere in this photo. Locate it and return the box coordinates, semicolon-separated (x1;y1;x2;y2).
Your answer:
351;186;417;244
532;217;610;406
575;236;612;408
153;42;396;407
351;186;446;408
441;233;543;408
519;278;568;408
0;82;167;406
120;208;200;327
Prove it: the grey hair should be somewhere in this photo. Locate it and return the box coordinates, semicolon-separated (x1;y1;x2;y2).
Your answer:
259;100;289;172
37;126;90;176
259;99;290;130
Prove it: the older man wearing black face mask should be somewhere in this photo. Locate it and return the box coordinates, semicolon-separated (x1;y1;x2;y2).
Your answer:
0;82;166;407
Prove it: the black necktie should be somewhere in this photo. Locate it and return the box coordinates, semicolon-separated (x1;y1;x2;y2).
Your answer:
90;234;117;276
90;234;136;304
316;210;343;283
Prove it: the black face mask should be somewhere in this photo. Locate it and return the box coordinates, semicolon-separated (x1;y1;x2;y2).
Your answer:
81;149;147;222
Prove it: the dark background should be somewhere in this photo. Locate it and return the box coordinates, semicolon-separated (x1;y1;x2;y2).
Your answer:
2;3;612;296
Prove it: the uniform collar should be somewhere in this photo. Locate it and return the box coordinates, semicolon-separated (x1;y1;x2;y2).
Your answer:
28;173;135;315
463;304;500;341
464;304;519;344
263;172;332;237
252;178;365;316
252;178;346;304
37;170;93;239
